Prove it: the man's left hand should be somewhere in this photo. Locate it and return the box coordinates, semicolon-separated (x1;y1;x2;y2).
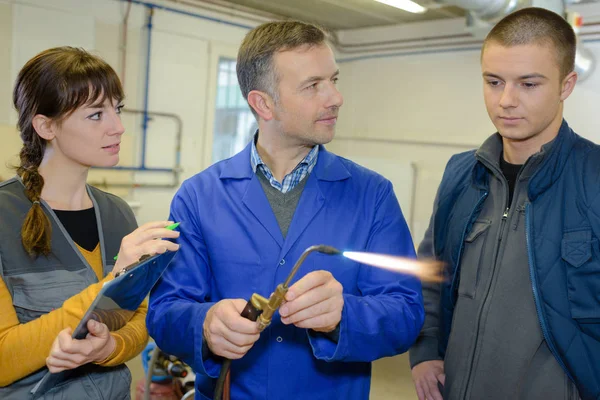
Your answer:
279;270;343;333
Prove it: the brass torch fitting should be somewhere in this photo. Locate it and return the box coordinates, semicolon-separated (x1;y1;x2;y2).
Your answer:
251;284;288;331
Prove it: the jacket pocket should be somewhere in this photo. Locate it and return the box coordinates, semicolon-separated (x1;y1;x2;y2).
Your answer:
562;230;600;321
12;281;82;323
88;365;131;400
43;372;102;400
458;220;491;299
209;247;263;299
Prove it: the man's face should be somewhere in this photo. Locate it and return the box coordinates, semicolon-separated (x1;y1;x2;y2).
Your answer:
270;43;343;146
481;41;573;145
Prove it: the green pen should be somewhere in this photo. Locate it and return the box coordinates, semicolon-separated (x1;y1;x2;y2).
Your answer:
113;222;180;261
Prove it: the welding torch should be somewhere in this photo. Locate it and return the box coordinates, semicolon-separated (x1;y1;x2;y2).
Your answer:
213;244;443;400
213;245;339;400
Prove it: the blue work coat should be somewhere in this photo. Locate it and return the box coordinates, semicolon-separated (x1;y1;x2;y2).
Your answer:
147;144;424;400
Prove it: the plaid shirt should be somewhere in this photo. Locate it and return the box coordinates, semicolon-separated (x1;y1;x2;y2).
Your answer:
250;133;319;193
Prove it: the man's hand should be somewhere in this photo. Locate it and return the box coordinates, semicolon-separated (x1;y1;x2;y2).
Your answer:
411;360;445;400
203;299;261;359
46;320;116;373
279;270;344;333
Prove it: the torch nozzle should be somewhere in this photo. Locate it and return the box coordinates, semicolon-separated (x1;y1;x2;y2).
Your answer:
247;245;341;331
282;245;341;287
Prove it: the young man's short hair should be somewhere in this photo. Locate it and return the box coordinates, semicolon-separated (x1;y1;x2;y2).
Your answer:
483;7;576;79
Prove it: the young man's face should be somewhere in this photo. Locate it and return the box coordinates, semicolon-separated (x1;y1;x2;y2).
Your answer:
481;41;574;145
270;43;343;147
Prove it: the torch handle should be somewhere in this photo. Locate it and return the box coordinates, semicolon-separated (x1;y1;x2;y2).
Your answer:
215;299;262;400
240;299;262;322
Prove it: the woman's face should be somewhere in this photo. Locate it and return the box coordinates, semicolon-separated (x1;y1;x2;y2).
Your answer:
49;97;125;168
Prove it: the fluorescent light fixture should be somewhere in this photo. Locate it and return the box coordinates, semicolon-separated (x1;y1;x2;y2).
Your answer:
375;0;427;14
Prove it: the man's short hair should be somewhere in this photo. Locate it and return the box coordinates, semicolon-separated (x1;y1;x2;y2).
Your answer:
483;7;576;79
237;20;328;115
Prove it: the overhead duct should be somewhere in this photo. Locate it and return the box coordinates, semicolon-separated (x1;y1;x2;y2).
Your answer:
435;0;595;80
457;0;522;23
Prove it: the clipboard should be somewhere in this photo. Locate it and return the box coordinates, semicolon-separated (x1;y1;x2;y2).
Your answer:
30;250;178;399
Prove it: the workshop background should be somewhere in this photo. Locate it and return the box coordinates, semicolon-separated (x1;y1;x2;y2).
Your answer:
2;0;600;398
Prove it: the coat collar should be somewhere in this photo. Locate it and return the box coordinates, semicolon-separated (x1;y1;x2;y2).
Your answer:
219;142;351;182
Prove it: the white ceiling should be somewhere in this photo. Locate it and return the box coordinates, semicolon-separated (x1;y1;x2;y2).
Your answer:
184;0;466;30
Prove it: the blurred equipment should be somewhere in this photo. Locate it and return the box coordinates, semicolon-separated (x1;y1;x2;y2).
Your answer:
136;342;195;400
214;244;443;400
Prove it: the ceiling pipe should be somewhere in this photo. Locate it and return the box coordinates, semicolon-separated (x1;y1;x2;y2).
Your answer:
137;0;596;80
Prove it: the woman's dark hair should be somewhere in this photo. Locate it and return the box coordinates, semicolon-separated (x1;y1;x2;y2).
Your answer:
13;46;124;256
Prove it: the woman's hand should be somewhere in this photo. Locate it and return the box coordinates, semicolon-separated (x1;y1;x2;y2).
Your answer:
111;220;180;276
46;320;116;373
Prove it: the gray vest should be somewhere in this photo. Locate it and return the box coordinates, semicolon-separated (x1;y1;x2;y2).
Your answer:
0;177;138;400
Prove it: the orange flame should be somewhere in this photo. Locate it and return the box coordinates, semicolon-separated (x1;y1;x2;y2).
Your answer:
343;252;444;282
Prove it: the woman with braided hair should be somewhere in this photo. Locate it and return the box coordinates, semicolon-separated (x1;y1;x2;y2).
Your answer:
0;47;180;399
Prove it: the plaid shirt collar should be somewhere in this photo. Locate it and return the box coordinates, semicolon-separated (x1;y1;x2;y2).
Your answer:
250;132;319;193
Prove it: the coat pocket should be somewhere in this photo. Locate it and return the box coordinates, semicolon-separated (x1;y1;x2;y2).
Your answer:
458;220;491;299
209;247;263;300
562;230;600;321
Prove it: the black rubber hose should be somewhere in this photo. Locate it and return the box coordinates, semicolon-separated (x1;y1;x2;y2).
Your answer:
214;300;262;400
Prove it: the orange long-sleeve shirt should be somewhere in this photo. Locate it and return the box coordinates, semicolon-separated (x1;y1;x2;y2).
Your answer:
0;244;149;387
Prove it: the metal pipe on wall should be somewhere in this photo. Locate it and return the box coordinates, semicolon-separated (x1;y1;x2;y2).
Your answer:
120;0;132;86
334;136;478;150
336;35;600;64
105;0;255;190
90;108;183;189
141;5;154;169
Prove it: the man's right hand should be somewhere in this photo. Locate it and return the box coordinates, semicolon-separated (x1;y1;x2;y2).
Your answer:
411;360;445;400
203;299;261;359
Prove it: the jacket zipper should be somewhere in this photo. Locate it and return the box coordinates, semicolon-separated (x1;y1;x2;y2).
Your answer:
500;208;509;240
526;205;572;381
462;204;510;398
461;159;513;399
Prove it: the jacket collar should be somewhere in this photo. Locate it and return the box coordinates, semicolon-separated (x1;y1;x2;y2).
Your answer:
528;120;577;201
471;119;575;200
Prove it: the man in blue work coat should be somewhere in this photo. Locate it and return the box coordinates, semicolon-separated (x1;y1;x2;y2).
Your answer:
147;20;424;400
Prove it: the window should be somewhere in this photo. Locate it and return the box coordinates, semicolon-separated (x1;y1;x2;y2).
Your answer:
212;57;257;163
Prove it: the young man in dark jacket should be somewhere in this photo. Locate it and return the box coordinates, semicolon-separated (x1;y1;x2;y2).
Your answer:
409;7;600;400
